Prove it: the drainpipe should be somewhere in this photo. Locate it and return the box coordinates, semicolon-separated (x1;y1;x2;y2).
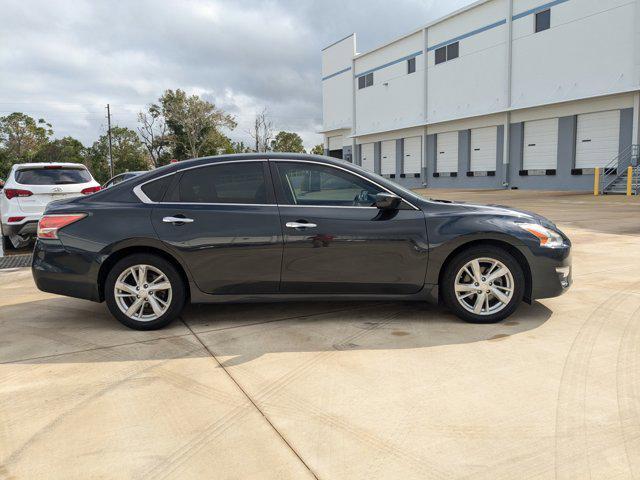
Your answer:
351;38;358;164
423;26;429;186
634;0;640;151
633;92;640;148
503;0;513;188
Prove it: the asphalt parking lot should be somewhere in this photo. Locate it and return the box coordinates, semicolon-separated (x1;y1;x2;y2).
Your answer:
1;189;639;480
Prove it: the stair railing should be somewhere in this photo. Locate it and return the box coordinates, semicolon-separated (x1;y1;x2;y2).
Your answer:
600;144;639;194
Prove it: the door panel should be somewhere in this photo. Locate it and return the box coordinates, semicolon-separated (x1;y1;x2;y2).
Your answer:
381;140;395;175
523;118;558;170
470;126;497;172
151;161;283;294
436;132;458;173
278;207;428;294
271;160;428;294
361;143;375;172
403;136;422;174
575;110;620;168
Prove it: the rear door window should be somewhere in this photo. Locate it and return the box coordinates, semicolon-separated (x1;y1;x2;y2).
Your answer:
177;162;270;204
15;167;92;185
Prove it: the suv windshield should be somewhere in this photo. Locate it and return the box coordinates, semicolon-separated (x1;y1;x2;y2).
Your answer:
15;167;92;185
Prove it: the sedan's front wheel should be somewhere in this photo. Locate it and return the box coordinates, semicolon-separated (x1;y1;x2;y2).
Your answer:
105;253;186;330
442;246;524;324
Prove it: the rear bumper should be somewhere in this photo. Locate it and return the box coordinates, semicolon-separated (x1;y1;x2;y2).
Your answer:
1;220;38;237
31;239;102;302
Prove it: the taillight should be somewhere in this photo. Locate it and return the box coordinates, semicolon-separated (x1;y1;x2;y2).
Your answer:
37;214;87;239
81;186;101;195
4;188;33;200
7;216;26;223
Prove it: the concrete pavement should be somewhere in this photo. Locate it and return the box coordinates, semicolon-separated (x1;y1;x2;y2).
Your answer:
1;190;639;479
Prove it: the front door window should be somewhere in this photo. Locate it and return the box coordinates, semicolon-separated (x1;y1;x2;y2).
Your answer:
275;162;383;207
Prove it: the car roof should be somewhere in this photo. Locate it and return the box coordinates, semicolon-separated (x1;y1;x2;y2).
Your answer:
168;152;351;170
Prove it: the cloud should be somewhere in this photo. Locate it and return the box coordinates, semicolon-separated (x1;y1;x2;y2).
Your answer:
0;0;474;150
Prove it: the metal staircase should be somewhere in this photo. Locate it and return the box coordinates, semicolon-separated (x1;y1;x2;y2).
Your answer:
599;144;639;195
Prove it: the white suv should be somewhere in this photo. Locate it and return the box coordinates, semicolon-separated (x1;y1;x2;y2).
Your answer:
1;163;100;248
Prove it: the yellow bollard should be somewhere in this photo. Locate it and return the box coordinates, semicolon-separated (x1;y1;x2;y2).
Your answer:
627;166;633;196
594;167;599;196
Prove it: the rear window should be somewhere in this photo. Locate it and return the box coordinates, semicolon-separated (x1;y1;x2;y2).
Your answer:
15;167;92;185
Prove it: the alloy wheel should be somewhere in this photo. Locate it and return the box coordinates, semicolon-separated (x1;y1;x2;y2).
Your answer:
114;264;173;321
454;257;514;316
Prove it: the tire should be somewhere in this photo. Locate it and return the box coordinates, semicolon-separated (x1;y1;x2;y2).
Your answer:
105;253;186;330
441;245;524;324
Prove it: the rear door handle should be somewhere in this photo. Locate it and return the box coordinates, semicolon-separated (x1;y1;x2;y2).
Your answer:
286;222;317;229
163;216;194;224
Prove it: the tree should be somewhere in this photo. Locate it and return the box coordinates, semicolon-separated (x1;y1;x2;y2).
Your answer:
248;108;273;153
0;149;11;180
310;144;325;155
271;131;305;153
137;104;170;168
33;136;85;164
159;89;236;160
85;126;150;183
230;141;251;153
0;112;53;162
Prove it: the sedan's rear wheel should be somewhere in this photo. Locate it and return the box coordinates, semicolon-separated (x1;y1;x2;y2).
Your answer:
105;253;185;330
442;246;524;324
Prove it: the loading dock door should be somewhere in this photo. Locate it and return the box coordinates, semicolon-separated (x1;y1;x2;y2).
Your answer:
361;143;375;172
381;140;396;175
523;118;558;170
470;126;497;172
328;135;343;159
403;136;422;175
575;111;620;168
436;132;458;172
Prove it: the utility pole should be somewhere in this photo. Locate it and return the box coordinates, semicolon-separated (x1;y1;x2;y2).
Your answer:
106;104;114;178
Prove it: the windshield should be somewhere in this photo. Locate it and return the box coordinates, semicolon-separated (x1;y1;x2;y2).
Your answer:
15;167;92;185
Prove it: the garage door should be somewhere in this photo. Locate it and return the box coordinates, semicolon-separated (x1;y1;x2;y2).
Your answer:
328;136;343;151
436;132;458;173
360;143;375;172
575;110;620;168
470;127;497;172
523;118;558;170
381;140;396;175
403;136;422;175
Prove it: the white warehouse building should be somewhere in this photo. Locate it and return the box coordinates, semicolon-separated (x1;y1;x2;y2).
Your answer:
321;0;640;191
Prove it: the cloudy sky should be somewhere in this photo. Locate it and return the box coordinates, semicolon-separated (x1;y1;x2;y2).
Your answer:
1;0;474;150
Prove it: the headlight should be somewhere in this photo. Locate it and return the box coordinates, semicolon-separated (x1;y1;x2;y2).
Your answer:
517;223;565;248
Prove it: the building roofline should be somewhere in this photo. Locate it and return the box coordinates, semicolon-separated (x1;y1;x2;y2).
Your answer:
321;33;355;52
353;0;492;60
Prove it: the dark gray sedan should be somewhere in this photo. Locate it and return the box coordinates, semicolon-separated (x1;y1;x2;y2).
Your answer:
32;153;571;330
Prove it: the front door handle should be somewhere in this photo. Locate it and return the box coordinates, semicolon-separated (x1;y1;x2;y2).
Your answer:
163;216;194;224
285;221;317;229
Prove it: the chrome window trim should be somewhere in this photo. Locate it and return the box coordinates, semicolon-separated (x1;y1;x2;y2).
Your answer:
132;158;419;211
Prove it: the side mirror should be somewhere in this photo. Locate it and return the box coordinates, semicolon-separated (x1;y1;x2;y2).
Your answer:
374;192;401;210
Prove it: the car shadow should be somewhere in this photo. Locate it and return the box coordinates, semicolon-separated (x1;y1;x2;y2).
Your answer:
1;297;553;365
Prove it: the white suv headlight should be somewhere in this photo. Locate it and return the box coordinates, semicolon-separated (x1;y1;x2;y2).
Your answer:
517;223;565;248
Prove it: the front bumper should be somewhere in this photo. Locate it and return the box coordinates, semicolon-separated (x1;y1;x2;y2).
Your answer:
518;243;572;301
32;239;102;302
